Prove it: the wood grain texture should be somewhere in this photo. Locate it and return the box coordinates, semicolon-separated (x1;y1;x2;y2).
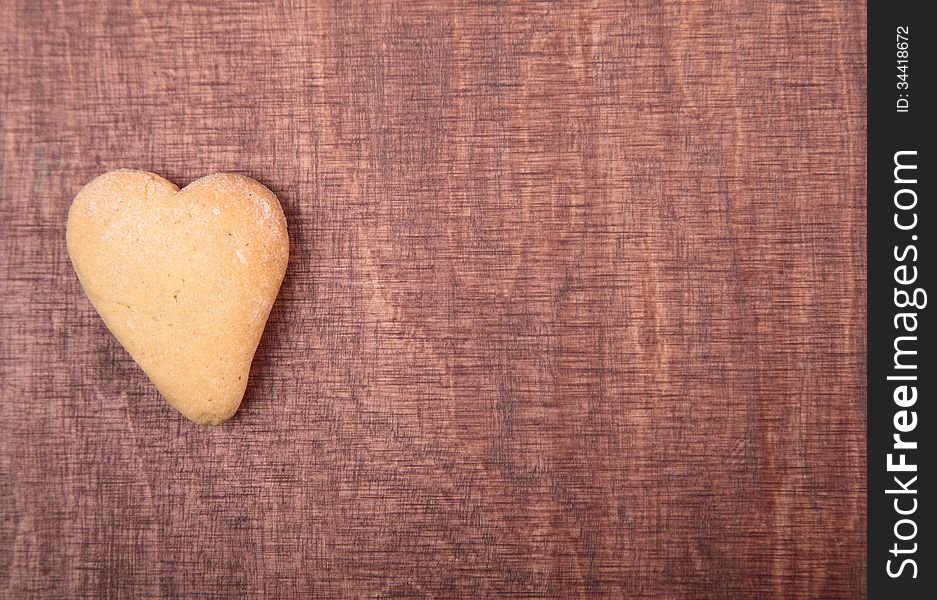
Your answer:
0;1;866;598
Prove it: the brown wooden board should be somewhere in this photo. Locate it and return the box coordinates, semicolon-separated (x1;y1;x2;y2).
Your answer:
0;1;866;597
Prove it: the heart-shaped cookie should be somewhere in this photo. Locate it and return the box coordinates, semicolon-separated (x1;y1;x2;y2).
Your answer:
67;170;289;425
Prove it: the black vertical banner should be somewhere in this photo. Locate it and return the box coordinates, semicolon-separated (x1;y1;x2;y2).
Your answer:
868;1;933;597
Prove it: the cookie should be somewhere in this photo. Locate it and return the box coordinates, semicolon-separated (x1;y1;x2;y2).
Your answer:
66;170;289;425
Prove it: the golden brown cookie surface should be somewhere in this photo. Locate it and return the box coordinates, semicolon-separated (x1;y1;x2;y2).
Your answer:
67;170;289;425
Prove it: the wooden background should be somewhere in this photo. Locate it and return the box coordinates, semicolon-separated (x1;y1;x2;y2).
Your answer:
1;1;866;598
